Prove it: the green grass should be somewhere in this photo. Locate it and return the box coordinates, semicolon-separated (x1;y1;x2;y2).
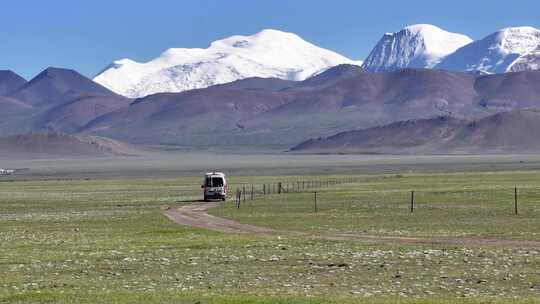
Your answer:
2;172;540;302
213;171;540;240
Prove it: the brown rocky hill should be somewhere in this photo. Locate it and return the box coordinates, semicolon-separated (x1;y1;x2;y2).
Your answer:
0;67;132;136
291;110;540;154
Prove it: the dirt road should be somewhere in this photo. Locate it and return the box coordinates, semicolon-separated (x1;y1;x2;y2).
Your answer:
164;202;278;235
164;202;540;248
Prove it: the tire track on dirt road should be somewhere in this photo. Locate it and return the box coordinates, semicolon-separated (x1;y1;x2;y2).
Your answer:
164;202;278;235
164;202;540;248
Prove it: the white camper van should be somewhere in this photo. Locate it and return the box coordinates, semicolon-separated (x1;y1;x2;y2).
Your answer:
202;172;227;201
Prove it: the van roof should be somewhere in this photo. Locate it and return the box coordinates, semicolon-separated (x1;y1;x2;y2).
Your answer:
205;172;225;177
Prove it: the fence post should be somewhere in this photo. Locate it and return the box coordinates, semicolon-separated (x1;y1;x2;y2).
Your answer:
410;191;414;213
278;182;282;194
251;185;254;200
236;189;240;209
314;191;318;213
514;187;518;215
243;186;246;204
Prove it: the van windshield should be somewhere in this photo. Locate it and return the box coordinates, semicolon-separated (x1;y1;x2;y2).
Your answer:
206;177;224;187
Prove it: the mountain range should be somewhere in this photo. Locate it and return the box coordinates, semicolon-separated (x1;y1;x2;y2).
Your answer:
1;25;540;155
95;26;540;98
85;66;540;149
363;24;540;74
3;64;540;152
0;67;131;136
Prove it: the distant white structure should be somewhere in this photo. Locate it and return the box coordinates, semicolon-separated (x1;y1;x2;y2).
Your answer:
0;169;15;175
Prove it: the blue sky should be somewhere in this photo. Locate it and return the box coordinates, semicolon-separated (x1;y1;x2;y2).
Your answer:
1;0;539;79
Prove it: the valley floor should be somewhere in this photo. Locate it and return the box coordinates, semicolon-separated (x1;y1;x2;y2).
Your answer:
1;154;540;302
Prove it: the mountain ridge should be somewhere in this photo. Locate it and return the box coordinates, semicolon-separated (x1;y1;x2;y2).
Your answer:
10;67;121;107
436;26;540;74
0;70;27;95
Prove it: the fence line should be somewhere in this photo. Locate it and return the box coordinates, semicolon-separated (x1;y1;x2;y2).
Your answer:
233;180;526;216
233;176;362;206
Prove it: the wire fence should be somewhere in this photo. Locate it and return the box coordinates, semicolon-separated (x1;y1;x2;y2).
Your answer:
232;177;362;208
232;179;540;217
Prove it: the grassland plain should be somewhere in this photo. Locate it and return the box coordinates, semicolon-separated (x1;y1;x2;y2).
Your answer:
1;163;540;302
213;171;540;240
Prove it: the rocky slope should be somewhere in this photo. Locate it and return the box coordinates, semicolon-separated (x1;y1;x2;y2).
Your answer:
361;24;472;72
291;110;540;154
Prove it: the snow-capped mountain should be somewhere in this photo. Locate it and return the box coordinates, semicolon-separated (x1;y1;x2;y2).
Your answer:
361;24;473;72
94;29;360;98
436;26;540;73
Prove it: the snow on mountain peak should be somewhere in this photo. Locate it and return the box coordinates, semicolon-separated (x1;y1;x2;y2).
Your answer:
94;29;358;98
362;24;472;72
436;26;540;74
495;26;540;54
115;58;137;65
402;24;443;34
212;29;303;48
